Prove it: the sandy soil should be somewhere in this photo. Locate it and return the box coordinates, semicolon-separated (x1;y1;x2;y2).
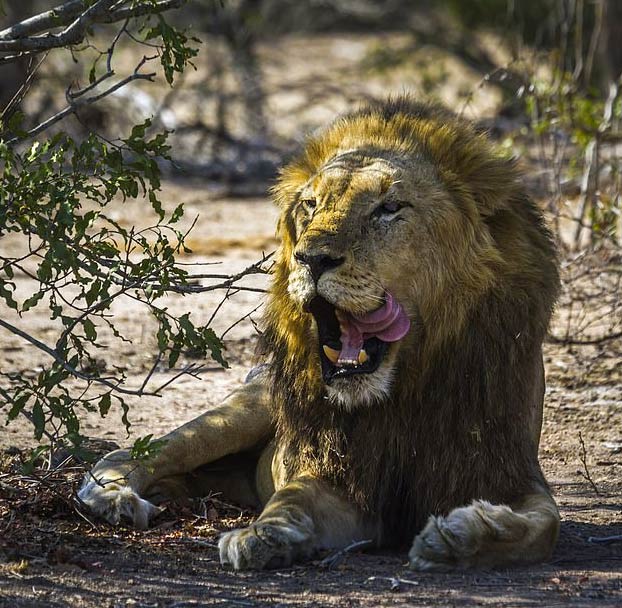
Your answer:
1;186;621;608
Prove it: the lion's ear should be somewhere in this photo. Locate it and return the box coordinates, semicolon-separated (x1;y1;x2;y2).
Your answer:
423;121;520;218
466;155;520;217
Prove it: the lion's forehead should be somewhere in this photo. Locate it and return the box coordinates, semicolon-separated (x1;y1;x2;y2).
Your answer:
304;157;400;209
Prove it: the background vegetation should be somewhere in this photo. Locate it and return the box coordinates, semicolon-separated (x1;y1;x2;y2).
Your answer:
0;0;620;460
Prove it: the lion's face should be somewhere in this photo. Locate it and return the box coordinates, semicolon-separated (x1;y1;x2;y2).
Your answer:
282;148;472;408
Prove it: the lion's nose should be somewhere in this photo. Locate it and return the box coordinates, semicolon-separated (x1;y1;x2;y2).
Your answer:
294;252;345;281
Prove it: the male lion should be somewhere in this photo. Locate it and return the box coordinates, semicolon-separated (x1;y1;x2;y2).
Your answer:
79;97;561;570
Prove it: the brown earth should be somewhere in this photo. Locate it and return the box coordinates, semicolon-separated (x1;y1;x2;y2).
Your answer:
1;187;621;608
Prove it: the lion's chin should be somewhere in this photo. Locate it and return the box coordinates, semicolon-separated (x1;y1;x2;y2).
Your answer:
325;364;396;409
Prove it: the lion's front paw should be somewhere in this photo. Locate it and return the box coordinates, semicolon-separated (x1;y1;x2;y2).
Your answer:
219;522;311;570
409;500;527;571
78;479;163;529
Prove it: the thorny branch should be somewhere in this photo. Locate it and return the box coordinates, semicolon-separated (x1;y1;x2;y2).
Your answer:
549;250;622;345
319;539;373;569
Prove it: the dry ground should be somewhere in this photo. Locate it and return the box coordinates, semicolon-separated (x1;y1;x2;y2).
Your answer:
1;187;621;608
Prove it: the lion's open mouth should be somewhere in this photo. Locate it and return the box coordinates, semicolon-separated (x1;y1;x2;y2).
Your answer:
308;294;410;384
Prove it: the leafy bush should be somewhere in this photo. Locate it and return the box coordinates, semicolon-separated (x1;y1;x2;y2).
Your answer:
0;0;243;462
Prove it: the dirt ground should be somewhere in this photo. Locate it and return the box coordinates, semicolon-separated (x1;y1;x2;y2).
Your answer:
1;185;621;607
1;29;622;608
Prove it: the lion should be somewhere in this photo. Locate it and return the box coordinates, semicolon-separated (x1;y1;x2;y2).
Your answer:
79;97;561;571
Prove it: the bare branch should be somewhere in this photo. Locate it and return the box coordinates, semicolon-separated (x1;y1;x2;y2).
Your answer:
65;18;129;101
9;54;158;143
573;139;598;248
0;52;48;122
0;1;87;41
547;330;622;346
103;0;186;24
319;539;373;569
578;432;601;495
0;0;117;53
220;302;264;341
0;0;186;54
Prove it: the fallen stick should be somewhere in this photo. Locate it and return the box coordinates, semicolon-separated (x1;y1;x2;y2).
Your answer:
319;539;373;568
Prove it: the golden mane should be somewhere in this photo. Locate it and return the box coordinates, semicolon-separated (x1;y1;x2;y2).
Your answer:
262;97;559;544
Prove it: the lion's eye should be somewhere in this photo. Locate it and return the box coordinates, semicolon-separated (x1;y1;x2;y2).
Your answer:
301;198;317;211
376;200;404;216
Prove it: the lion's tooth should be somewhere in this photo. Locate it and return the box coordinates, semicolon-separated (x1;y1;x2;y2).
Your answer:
323;345;340;364
341;359;357;366
358;349;368;364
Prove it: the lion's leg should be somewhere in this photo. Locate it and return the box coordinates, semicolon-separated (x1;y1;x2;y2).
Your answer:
144;447;269;508
78;376;273;528
219;475;374;570
409;484;560;570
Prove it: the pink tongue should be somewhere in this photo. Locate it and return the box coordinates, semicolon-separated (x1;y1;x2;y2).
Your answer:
335;292;410;365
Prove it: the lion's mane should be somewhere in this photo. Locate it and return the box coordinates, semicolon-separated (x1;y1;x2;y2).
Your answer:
262;98;559;545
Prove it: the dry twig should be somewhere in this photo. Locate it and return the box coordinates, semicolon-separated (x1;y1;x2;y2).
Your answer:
319;539;373;569
578;431;601;495
367;576;420;591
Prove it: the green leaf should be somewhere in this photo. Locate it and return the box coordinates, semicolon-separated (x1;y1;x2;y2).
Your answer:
32;400;45;440
149;190;165;222
22;291;44;312
168;347;181;368
83;318;97;341
84;279;102;307
6;393;29;422
170;203;184;224
0;279;18;310
6;110;27;137
203;327;228;368
130;435;167;460
98;393;111;417
21;445;50;475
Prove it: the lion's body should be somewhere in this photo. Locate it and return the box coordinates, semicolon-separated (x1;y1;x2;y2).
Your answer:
263;99;558;544
80;98;561;570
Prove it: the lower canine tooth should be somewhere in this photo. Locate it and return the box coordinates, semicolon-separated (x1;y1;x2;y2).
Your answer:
323;345;340;364
358;349;368;364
